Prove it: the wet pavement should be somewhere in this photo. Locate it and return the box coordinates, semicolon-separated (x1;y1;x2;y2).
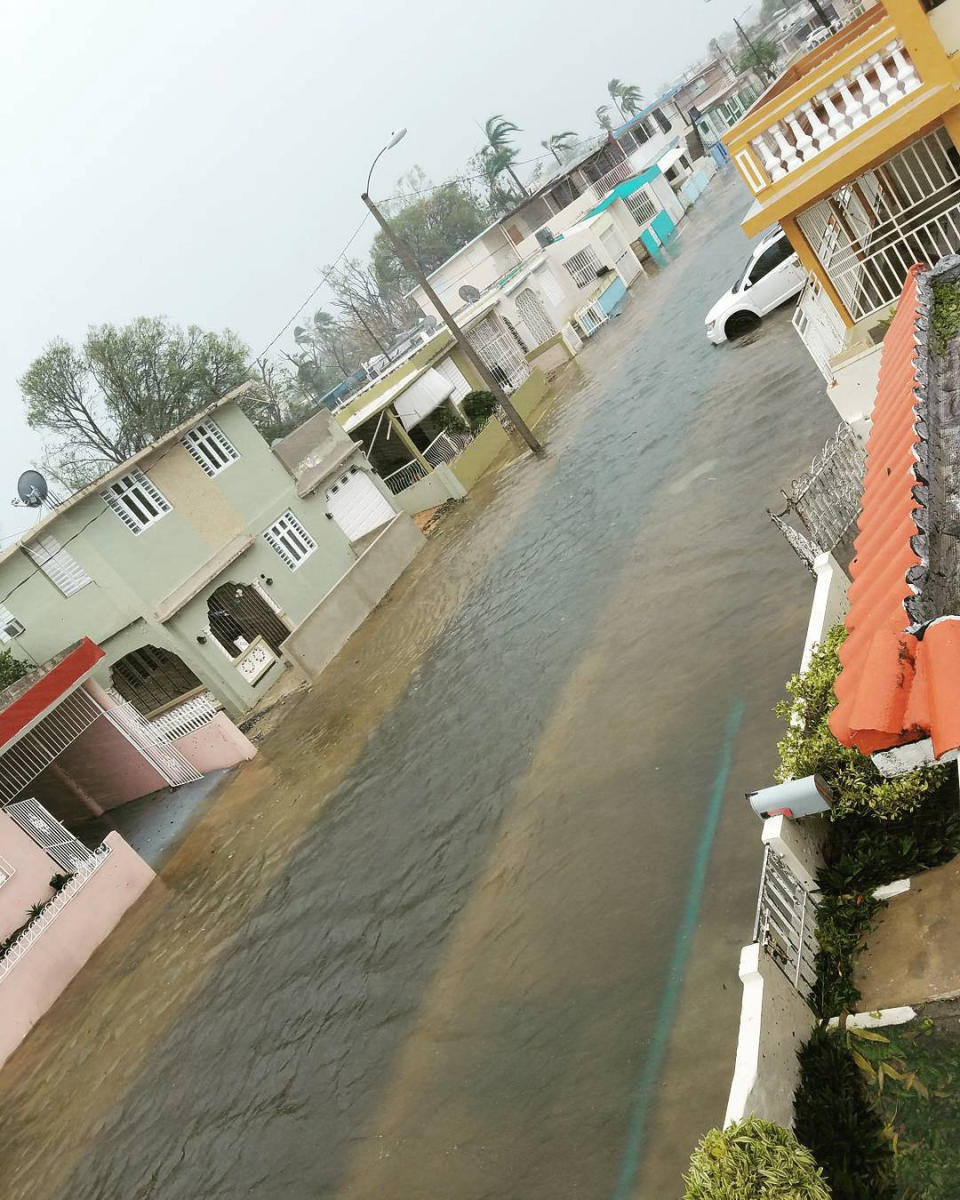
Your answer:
0;170;838;1199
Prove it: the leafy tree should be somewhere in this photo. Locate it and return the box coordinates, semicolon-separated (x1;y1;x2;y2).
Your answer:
595;104;614;132
20;317;251;488
541;131;579;164
482;115;525;194
607;78;627;120
0;649;29;691
371;174;492;293
737;37;779;84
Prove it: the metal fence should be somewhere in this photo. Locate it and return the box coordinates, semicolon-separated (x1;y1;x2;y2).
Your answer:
4;797;101;872
382;459;428;495
572;300;608;338
423;431;473;468
468;317;530;393
754;845;819;998
769;422;866;571
149;690;220;741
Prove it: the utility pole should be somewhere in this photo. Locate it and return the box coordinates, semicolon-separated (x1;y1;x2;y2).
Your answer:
361;192;543;455
807;0;833;31
734;17;776;84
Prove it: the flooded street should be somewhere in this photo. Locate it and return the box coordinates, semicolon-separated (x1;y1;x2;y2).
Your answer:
0;171;838;1199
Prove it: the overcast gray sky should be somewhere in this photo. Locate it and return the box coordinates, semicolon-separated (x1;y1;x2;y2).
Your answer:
4;0;752;541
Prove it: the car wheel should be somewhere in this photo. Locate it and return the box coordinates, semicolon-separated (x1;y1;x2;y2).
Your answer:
725;311;761;341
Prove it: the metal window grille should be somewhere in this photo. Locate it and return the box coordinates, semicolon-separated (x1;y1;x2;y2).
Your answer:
24;533;91;597
0;603;23;643
263;510;317;570
796;127;960;321
181;419;239;476
101;468;171;534
754;845;819;999
625;190;657;228
207;582;291;656
563;247;602;288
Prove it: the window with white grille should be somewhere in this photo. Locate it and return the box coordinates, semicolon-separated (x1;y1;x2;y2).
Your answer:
563;247;602;288
263;511;317;570
181;419;239;476
25;534;91;596
0;603;23;643
101;469;171;534
625;190;657;228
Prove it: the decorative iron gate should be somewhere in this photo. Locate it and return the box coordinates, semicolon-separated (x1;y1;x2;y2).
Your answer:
100;696;202;787
468;317;530;394
515;288;558;347
5;797;99;871
208;582;291;657
796;126;960;321
769;422;866;571
754;845;819;998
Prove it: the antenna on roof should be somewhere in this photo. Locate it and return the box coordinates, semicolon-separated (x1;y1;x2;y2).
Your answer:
13;469;57;510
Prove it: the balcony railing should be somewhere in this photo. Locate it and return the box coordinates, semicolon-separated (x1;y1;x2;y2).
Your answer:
383;459;428;495
728;12;921;197
590;159;636;199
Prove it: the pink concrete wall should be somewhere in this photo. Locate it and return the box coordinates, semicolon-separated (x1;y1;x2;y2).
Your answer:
0;832;154;1070
173;712;257;772
0;814;58;943
52;719;168;813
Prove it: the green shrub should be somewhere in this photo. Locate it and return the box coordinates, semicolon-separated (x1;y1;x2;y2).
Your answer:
794;1028;895;1200
683;1117;830;1199
811;888;884;1019
461;389;498;433
775;625;947;821
0;648;29;691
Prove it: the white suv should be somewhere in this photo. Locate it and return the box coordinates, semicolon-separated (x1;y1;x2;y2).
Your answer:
705;227;806;344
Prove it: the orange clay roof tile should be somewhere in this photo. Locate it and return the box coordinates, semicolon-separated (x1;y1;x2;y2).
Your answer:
827;264;957;759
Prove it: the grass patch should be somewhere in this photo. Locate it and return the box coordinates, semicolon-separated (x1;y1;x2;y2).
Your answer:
849;1016;960;1200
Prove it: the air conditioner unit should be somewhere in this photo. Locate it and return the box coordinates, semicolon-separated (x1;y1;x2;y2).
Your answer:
3;618;24;639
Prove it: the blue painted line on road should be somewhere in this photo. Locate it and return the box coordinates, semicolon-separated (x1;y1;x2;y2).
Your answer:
610;696;746;1200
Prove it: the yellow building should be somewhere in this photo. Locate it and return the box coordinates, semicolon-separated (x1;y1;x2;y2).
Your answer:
727;0;960;429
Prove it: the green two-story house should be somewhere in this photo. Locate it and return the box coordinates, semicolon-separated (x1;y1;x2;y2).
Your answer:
0;385;423;721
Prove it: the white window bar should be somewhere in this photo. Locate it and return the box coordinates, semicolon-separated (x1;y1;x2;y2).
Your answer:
563;247;602;288
181;419;239;476
24;533;91;596
625;190;657;228
0;603;24;643
263;510;317;570
101;468;171;534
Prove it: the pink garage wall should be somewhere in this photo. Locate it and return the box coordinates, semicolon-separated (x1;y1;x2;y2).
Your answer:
49;718;168;814
0;813;58;943
173;712;257;772
0;832;154;1070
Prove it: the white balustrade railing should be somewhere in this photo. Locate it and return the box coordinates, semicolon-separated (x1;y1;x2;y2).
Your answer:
591;158;637;199
383;459;429;495
150;690;220;740
0;848;110;984
747;38;919;187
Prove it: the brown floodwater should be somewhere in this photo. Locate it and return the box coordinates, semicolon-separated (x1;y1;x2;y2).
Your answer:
0;171;838;1199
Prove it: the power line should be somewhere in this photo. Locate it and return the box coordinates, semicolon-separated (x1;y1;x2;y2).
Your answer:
246;212;371;367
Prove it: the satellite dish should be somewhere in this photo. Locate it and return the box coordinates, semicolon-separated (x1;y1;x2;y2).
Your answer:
459;284;482;304
422;315;438;333
17;470;49;508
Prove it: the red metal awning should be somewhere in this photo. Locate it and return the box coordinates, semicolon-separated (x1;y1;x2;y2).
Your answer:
0;638;105;751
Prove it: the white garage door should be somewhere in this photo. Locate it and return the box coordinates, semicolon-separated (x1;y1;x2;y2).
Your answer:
325;471;396;541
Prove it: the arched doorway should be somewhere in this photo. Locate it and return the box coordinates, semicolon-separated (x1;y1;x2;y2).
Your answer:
111;645;203;716
516;288;558;346
207;582;291;658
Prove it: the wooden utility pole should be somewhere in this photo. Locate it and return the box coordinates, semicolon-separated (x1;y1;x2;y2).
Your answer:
361;192;543;455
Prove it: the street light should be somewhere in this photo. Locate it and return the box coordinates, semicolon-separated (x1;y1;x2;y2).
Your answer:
360;132;543;455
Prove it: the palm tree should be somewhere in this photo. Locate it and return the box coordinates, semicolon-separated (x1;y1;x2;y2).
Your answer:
540;131;579;165
595;105;614;132
607;78;626;121
619;85;644;117
483;115;525;194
